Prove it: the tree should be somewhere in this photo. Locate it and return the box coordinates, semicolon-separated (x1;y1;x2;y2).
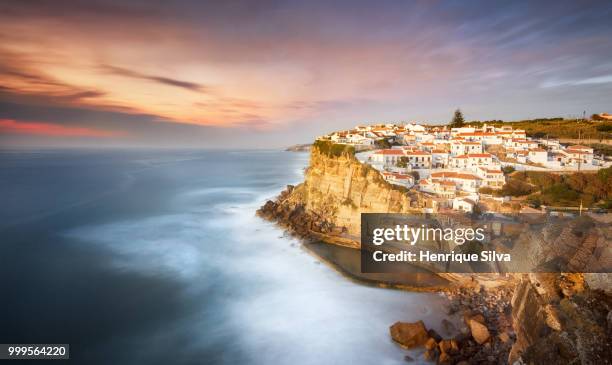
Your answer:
450;108;465;128
396;157;409;168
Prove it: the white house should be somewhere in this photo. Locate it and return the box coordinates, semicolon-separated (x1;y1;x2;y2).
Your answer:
476;167;505;189
450;141;483;156
527;148;548;165
453;197;477;213
404;151;432;168
431;149;449;168
371;149;405;167
564;145;594;166
449;153;494;169
381;172;415;188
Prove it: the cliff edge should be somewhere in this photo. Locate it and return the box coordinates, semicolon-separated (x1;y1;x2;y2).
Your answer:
258;143;421;247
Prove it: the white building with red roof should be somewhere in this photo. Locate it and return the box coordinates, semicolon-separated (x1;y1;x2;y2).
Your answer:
370;149;405;166
450;141;483;156
449;153;495;169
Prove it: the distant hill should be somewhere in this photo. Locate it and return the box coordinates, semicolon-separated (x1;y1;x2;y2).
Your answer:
285;143;312;152
466;118;612;140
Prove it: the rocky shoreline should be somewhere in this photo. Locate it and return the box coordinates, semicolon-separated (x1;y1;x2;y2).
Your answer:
257;187;520;363
258;185;612;364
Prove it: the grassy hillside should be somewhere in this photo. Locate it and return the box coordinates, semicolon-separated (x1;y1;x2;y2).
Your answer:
494;167;612;208
466;118;612;140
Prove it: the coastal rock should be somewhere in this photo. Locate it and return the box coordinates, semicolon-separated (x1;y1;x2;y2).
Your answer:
498;331;511;344
425;337;438;350
428;328;443;342
439;339;459;355
424;348;439;361
468;319;490;344
390;321;429;349
437;352;451;365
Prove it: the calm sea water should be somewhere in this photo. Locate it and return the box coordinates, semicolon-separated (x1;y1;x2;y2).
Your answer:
0;149;456;365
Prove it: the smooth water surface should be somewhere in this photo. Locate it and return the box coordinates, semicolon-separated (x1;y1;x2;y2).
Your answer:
0;149;456;364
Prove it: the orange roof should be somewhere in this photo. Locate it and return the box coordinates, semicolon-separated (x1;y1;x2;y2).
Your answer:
455;173;480;180
480;168;503;174
458;132;496;137
454;153;491;159
375;149;404;155
405;151;431;156
431;171;457;178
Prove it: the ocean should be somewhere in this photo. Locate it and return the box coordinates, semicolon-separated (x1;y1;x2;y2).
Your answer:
0;149;455;364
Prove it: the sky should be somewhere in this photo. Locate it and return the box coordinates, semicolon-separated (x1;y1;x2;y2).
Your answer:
1;0;611;148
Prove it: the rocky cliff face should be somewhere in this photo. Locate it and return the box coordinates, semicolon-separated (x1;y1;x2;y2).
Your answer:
509;273;611;364
258;147;421;246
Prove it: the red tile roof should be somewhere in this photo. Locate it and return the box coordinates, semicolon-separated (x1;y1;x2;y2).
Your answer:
374;149;404;155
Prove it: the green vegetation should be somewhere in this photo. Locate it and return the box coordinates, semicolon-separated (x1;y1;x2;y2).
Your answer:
589;143;612;157
501;166;515;175
374;138;391;149
466;118;612;140
313;140;355;157
397;157;409;168
450;108;465;128
499;167;612;207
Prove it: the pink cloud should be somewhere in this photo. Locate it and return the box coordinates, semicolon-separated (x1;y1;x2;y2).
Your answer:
0;119;125;138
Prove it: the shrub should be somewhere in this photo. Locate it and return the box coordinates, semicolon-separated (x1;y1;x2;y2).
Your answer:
313;140;355;158
479;187;494;195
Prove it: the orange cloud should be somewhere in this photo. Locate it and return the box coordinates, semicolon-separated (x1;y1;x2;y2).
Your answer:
0;119;125;138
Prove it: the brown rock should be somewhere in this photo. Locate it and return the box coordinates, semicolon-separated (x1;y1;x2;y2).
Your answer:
428;328;443;342
463;310;485;326
439;339;459;355
425;337;438;350
498;331;511;343
438;352;451;365
390;321;429;349
424;348;439;361
468;319;490;344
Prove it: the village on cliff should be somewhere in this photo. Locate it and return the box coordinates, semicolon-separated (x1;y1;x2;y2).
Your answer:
316;122;611;213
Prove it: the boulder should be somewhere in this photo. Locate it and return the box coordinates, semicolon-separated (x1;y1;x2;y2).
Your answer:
438;339;459;354
390;321;429;349
469;319;490;344
425;337;438;350
428;328;443;342
498;331;511;343
424;348;440;361
438;352;451;365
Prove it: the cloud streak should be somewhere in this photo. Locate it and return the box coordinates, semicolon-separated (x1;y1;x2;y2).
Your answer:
0;118;125;137
100;65;211;93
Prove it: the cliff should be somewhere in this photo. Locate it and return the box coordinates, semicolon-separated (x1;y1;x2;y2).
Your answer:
258;145;421;247
509;273;612;364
